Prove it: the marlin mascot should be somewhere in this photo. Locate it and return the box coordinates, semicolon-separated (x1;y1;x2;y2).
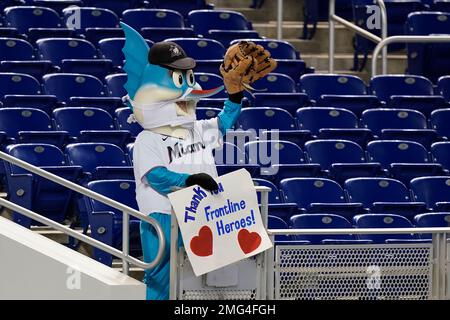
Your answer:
120;22;276;300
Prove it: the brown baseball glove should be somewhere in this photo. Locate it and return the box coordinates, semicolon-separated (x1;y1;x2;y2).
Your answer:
220;41;278;94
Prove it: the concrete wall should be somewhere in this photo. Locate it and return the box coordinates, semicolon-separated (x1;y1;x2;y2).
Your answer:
0;217;146;300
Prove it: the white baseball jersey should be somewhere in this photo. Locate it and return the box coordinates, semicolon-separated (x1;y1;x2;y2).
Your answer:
133;118;222;215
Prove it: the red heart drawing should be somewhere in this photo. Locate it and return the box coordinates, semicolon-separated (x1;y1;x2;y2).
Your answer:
238;229;262;254
190;226;213;257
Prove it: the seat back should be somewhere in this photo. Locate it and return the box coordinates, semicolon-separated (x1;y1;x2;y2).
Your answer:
431;142;450;170
36;38;98;66
430;109;450;139
62;7;119;31
122;9;184;30
195;73;227;98
0;108;52;138
238;108;297;131
250;73;296;93
353;214;417;243
0;73;41;99
0;38;35;60
280;178;346;208
66;143;128;173
105;73;127;97
99;38;153;67
305;140;365;170
414;212;450;239
367;140;429;168
437;76;450;101
187;9;250;36
297;107;358;135
362;108;427;136
370;75;434;102
253;178;281;203
6;143;66;174
245;140;306;166
300;74;367;101
43;73;105;102
164;38;225;60
345;177;412;208
410;176;450;209
290;214;354;244
4;6;62;34
53;107;114;137
115;107;143;137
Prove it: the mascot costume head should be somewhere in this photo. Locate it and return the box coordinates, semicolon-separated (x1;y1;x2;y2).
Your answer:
120;22;223;138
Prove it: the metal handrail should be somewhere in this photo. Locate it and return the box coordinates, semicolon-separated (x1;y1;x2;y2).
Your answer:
0;150;165;274
277;0;283;39
268;227;450;235
329;0;388;73
372;35;450;76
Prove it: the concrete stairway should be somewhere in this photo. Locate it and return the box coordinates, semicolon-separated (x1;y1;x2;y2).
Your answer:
210;0;408;82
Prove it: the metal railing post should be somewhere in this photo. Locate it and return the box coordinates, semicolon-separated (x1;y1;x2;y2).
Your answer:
376;0;388;74
372;35;450;76
329;0;335;72
122;211;130;275
277;0;283;40
169;210;179;300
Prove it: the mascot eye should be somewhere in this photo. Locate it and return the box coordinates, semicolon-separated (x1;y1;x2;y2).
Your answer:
172;70;184;88
186;70;195;87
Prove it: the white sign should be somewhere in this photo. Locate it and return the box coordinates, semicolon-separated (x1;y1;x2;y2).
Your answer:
168;169;272;276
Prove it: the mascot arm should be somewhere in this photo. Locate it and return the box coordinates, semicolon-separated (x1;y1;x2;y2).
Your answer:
218;92;244;136
146;168;219;195
146;167;189;195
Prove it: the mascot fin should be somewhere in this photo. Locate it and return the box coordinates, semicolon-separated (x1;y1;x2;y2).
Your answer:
120;22;150;100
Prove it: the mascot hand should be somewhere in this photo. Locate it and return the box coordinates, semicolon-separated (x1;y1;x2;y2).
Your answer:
186;173;219;191
220;41;278;94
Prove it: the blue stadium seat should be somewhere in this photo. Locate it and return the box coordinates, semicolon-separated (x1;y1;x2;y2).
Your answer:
99;38;153;67
43;73;122;115
213;142;246;166
149;0;214;17
62;7;119;33
0;73;42;100
105;73;127;97
4;6;63;34
83;0;142;16
65;143;133;180
231;38;308;81
196;107;222;120
187;10;252;37
165;38;224;75
141;27;195;43
4;143;83;228
261;130;312;148
268;215;293;242
305;139;382;183
411;176;450;211
253;178;281;204
297;107;358;135
85;180;141;266
299;74;380;115
33;0;83;13
280;177;364;220
370;75;445;115
195;73;227;98
430;109;450;139
0;108;68;147
53;107;130;147
237;107;297;131
122;9;184;30
115;107;143;138
209;30;260;47
250;73;297;93
406;12;450;83
85;28;124;45
345;177;427;220
362;108;427;137
0;38;54;79
437;76;450;102
414;212;450;239
431;142;450;171
367;140;444;184
36;38;113;79
290;214;369;244
379;128;438;149
353;214;420;243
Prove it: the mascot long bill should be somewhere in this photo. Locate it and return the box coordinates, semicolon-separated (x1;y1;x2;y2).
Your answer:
120;22;276;300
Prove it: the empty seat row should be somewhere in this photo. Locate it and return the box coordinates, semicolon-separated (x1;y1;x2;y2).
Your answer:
268;212;450;244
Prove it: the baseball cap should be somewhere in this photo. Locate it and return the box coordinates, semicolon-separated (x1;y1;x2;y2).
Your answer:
148;41;196;70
